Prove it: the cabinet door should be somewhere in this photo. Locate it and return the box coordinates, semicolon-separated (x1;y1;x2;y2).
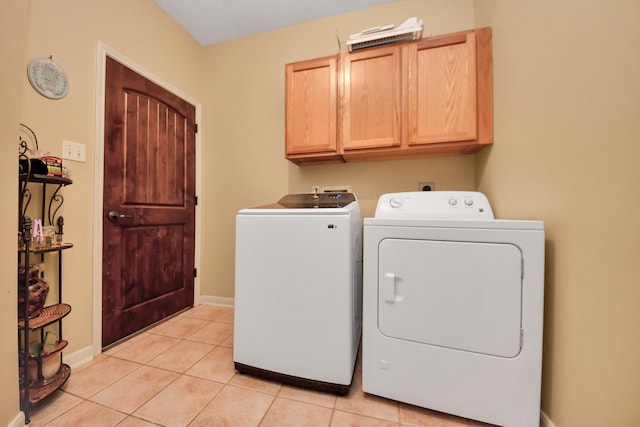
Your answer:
407;32;478;145
285;56;338;155
341;45;402;150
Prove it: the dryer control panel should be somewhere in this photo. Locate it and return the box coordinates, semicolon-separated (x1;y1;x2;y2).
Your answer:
374;191;494;219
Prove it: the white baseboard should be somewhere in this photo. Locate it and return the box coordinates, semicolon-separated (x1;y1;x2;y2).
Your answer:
197;295;234;307
541;410;556;427
8;411;25;427
62;344;98;370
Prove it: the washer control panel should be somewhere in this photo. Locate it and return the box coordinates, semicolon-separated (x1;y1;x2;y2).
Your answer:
277;192;356;209
375;191;494;219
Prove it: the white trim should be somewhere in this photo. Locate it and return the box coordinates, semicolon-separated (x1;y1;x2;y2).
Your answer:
62;344;95;369
7;412;25;427
92;41;202;357
198;295;235;307
91;41;106;359
541;410;556;427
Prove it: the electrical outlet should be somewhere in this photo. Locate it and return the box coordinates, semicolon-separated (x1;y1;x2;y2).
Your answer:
62;140;86;162
419;182;435;191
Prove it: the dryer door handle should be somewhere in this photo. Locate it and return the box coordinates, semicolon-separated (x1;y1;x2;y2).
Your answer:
382;272;397;303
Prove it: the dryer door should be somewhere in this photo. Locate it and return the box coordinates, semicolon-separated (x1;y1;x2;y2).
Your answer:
378;238;522;358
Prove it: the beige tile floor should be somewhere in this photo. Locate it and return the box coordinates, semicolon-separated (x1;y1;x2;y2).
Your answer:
29;305;492;427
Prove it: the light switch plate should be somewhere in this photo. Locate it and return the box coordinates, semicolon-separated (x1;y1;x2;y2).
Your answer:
62;140;86;162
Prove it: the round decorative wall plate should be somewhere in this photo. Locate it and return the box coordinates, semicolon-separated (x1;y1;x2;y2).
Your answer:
27;56;69;99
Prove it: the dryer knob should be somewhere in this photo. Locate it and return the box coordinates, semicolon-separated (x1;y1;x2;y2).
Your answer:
464;198;474;206
448;198;458;206
389;197;403;208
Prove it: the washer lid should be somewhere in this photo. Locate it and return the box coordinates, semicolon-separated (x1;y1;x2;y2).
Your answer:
277;192;356;209
375;191;494;219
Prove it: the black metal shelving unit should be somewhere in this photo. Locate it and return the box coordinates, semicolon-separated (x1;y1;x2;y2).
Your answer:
18;171;73;424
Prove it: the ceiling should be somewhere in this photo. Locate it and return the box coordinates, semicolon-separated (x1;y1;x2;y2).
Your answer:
154;0;398;46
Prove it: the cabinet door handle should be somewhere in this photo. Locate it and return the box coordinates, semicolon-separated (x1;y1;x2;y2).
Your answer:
108;211;133;221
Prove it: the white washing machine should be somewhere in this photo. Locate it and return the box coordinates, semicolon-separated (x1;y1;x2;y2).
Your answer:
363;191;545;427
234;192;362;395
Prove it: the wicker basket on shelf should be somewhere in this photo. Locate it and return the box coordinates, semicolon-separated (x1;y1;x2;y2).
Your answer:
18;266;49;318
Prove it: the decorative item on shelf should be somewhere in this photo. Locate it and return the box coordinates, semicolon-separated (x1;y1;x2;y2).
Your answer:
43;330;57;352
31;219;43;248
18;124;49;178
20;216;32;248
21;218;62;249
18;279;49;319
56;216;65;245
19;157;48;177
27;338;67;385
18;124;65;178
42;226;57;247
42;156;63;177
19;123;38;157
18;263;49;318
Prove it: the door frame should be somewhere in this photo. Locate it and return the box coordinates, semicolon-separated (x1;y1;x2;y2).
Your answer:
91;41;202;356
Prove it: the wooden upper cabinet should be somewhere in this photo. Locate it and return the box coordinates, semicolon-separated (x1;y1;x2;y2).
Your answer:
284;27;493;165
340;45;402;151
408;32;477;145
285;55;341;164
407;27;492;148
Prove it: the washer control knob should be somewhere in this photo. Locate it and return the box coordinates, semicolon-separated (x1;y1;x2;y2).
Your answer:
389;197;403;208
448;198;458;206
464;198;474;206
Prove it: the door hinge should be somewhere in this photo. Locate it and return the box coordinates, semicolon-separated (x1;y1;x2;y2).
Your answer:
194;268;198;278
194;196;198;206
194;123;198;133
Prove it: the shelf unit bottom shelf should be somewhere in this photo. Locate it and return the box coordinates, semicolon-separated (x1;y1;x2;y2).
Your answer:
25;363;71;405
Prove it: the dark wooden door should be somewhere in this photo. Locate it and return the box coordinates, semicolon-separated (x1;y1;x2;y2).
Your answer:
102;57;196;347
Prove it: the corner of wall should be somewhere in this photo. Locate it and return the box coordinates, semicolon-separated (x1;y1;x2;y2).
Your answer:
6;412;25;427
541;410;557;427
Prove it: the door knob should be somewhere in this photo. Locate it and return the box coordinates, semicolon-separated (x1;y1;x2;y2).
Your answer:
108;211;133;221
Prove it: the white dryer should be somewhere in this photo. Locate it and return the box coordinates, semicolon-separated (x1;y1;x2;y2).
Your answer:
363;191;545;427
234;193;362;395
